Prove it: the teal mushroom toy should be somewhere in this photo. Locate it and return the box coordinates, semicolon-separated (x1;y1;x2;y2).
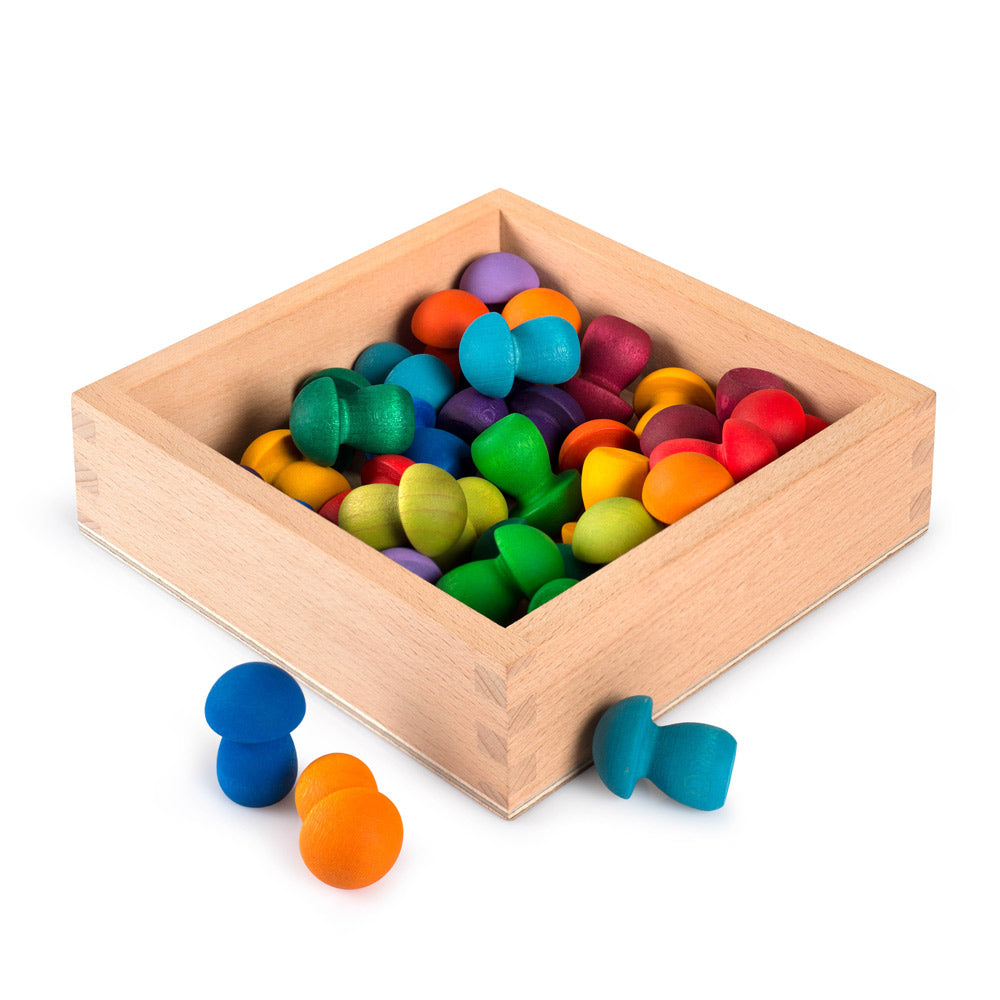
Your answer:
592;696;736;810
290;375;415;466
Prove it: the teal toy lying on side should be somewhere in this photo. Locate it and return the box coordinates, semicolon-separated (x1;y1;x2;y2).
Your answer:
592;695;736;810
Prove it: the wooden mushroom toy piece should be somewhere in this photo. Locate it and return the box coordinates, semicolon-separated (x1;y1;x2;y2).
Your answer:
290;375;415;466
560;315;652;423
437;522;565;624
459;312;581;399
337;463;468;558
471;413;583;537
592;695;736;810
632;367;717;436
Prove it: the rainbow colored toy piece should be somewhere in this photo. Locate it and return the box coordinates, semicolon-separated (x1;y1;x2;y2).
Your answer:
592;695;736;810
296;753;403;890
289;375;415;466
458;311;581;399
437;522;564;625
205;662;306;808
471;413;583;536
338;463;469;558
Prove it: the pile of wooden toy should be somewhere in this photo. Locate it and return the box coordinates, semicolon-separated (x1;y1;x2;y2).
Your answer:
240;251;828;625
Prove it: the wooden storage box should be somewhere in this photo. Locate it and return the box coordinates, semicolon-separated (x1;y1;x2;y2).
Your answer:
71;190;935;818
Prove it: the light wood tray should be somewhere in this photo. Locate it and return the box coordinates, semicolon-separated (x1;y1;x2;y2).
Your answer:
71;190;935;818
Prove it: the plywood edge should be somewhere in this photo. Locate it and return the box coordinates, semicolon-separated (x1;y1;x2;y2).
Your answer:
505;523;929;817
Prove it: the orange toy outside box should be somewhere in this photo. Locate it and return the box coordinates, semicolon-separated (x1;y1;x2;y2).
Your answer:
71;190;935;819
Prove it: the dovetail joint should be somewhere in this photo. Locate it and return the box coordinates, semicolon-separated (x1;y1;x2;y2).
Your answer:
909;486;932;522
474;665;506;709
72;408;96;441
476;722;507;764
75;457;98;495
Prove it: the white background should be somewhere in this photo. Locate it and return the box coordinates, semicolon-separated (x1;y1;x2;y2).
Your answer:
4;2;997;997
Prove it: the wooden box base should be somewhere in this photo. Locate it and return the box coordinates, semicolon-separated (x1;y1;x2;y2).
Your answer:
71;190;935;818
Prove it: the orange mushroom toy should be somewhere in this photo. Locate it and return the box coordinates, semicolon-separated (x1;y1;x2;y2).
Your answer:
295;753;403;890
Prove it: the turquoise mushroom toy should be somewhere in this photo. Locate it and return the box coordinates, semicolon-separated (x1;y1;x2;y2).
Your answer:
385;353;456;412
459;311;581;399
592;696;736;810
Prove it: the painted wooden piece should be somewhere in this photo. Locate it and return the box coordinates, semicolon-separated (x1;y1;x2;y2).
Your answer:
290;377;415;466
385;352;456;411
410;288;488;349
459;312;581;399
580;446;650;509
805;413;830;439
715;366;785;422
205;662;306;808
560;315;652;422
360;453;414;486
501;287;582;333
642;452;735;524
570;497;664;564
300;367;371;396
633;367;717;436
527;577;577;612
436;476;510;570
731;388;806;455
649;418;779;482
639;404;723;456
337;483;406;550
471;516;528;560
383;547;442;583
273;461;350;511
592;695;736;810
240;429;300;483
437;523;564;624
459;251;540;305
296;754;403;889
291;373;370;470
558;419;640;472
471;413;583;536
317;488;352;525
294;753;378;820
403;426;472;477
437;387;510;442
508;384;585;463
339;463;468;558
353;341;412;384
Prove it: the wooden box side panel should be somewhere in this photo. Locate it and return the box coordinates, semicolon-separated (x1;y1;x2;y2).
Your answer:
72;387;530;816
496;193;912;422
111;204;503;460
505;388;935;810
